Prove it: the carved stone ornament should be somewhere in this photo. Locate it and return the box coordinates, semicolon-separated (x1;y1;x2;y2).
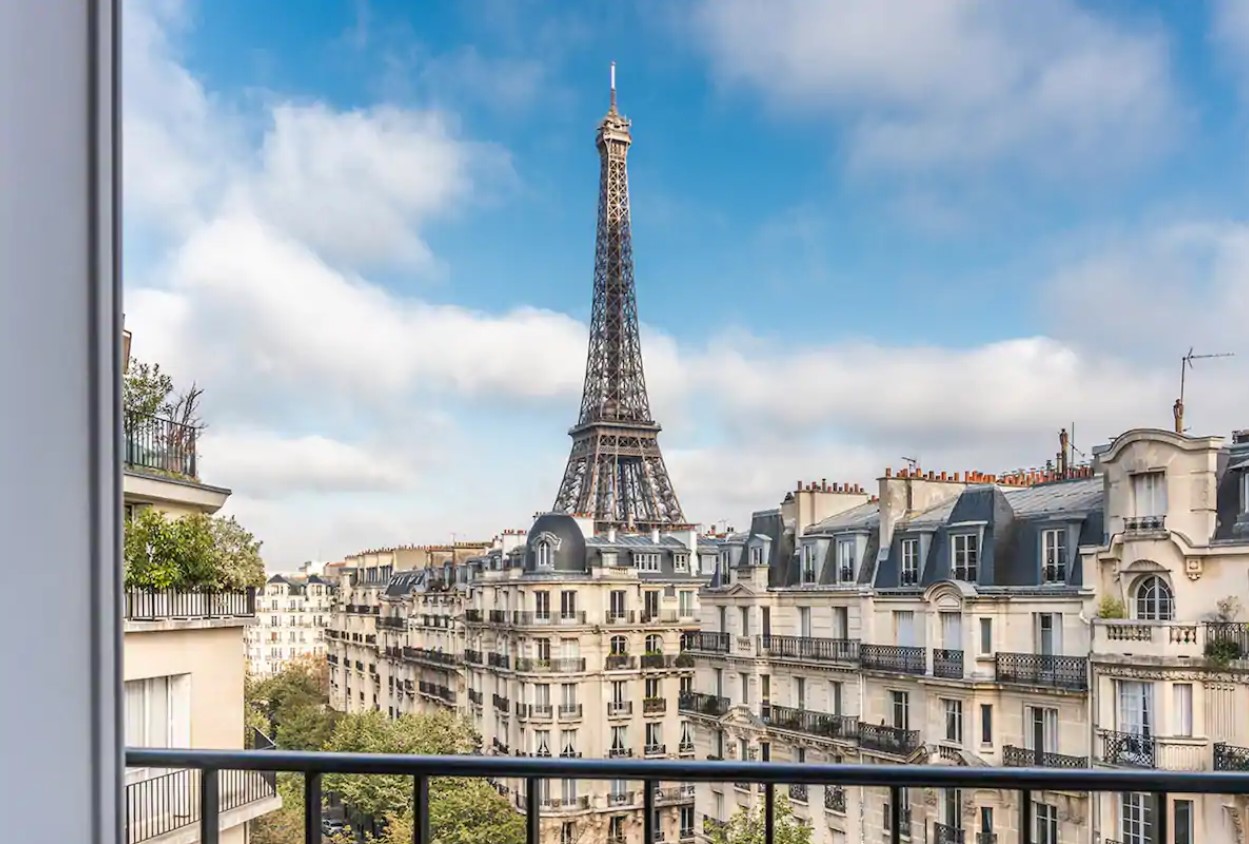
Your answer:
1186;557;1203;582
924;788;938;807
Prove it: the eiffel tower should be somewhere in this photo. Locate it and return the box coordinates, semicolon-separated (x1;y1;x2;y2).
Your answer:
552;64;686;533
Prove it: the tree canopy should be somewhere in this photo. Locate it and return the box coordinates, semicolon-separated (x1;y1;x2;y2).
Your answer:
123;357;174;421
124;508;265;590
705;795;812;844
246;655;337;751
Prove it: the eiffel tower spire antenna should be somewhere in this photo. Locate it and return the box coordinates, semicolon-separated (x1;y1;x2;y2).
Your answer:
552;65;687;533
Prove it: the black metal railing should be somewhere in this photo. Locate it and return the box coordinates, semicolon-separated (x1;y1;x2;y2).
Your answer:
514;657;587;673
861;644;926;675
759;635;859;663
607;701;634;717
1002;745;1088;768
762;704;858;741
678;692;730;717
605;655;636;670
464;609;483;623
488;610;507;624
1099;729;1155;767
788;783;807;802
493;694;510;712
641;653;675;670
684;631;731;654
824;785;846;813
1216;743;1249;771
975;834;997;844
606;610;637;624
124;413;198;478
464;649;483;665
124;767;275;844
124;588;256;621
859;723;922;756
994;652;1088;691
1207;623;1249;659
559;704;583;719
487;653;510;670
1124;515;1166;532
934;822;965;844
403;647;459;668
377;615;406;631
127;747;1249;844
644;744;666;757
643;697;667;714
933;649;963;679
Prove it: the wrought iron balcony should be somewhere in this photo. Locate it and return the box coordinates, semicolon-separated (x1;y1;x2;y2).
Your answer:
124;768;276;844
824;785;846;813
994;652;1088;691
641;653;676;670
605;655;636;670
678;692;730;717
644;744;666;757
859;723;922;756
607;610;637;624
518;703;553;720
403;647;459;668
643;697;667;714
684;631;731;654
488;610;507;624
487;653;510;670
124;413;198;478
608;747;633;758
559;704;583;719
934;822;965;844
515;657;587;673
1098;729;1154;767
975;834;997;844
607;701;634;717
464;649;483;665
758;634;859;663
1207;622;1249;660
608;790;634;806
1216;743;1249;771
642;609;679;624
788;783;808;802
861;644;926;675
376;615;406;631
124;588;256;621
468;689;483;706
464;609;483;623
678;742;695;756
1002;745;1088;768
127;747;1249;844
762;704;858;742
492;694;510;712
933;649;964;679
1124;515;1166;533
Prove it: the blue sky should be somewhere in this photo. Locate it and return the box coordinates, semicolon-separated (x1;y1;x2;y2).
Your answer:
124;0;1249;565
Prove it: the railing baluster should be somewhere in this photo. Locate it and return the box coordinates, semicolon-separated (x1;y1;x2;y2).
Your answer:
305;771;322;844
1020;789;1032;844
889;786;902;844
526;777;540;844
764;783;775;844
413;775;430;844
644;779;656;844
199;768;219;844
1155;792;1168;844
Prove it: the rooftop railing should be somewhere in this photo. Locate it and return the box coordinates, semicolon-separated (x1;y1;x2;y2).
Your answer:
127;747;1249;844
124;588;256;621
125;767;274;844
124;413;198;478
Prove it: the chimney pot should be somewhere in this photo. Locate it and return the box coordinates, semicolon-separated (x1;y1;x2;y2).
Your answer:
885;467;892;478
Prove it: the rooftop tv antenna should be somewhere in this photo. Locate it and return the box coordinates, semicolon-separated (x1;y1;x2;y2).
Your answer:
1175;347;1235;433
901;456;920;473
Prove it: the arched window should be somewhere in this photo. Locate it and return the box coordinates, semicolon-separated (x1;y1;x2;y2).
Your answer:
535;541;553;569
1135;575;1174;621
645;634;663;653
610;635;627;655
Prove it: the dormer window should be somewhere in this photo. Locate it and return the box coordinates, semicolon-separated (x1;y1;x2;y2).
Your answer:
836;539;856;582
1241;471;1249;515
1041;529;1066;583
952;534;979;582
750;546;763;566
635;552;660;572
673;553;689;572
900;539;919;586
800;545;817;584
536;541;554;569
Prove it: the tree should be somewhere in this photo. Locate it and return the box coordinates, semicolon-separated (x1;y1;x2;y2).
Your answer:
124;509;265;590
367;778;524;844
123;357;174;421
246;655;337;751
705;795;812;844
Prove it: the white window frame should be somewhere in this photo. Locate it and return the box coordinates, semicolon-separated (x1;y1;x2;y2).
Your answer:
750;545;763;566
1035;802;1058;844
836;538;856;581
1134;575;1174;621
1132;471;1167;518
1241;471;1249;515
800;543;817;583
673;553;689;572
943;698;963;744
536;541;554;569
634;552;660;572
951;533;978;581
1173;683;1193;737
900;538;919;585
1040;528;1066;583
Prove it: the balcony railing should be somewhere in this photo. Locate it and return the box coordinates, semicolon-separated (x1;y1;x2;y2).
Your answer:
994;652;1088;691
1098;729;1154;767
678;692;730;718
643;697;667;715
933;822;965;844
644;744;666;757
759;634;859;663
1124;515;1166;533
607;701;634;717
824;785;846;813
859;723;922;756
607;611;636;624
464;609;483;623
124;588;256;621
125;768;275;844
124;413;198;478
933;649;964;679
1216;743;1249;771
1207;623;1249;659
377;615;406;631
684;631;731;654
128;747;1249;844
605;655;636;670
788;783;807;803
1002;745;1089;769
559;704;583;719
493;694;510;712
464;649;483;665
515;657;587;673
487;653;510;670
861;644;926;675
641;653;676;670
762;704;858;742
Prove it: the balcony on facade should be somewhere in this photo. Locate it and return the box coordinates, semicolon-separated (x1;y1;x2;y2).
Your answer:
124;767;277;844
124;412;198;479
515;657;587;674
517;703;555;721
558;704;583;720
759;634;859;665
403;646;460;669
488;653;510;670
464;648;483;665
994;652;1088;691
684;631;730;655
464;609;483;623
762;704;858;743
643;697;668;715
654;784;695;805
1123;514;1166;534
468;689;483;707
641;610;679;624
418;682;456;706
644;743;666;758
124;587;256;622
510;610;588;626
488;610;507;624
679;691;730;718
643;653;693;670
859;722;922;756
493;694;510;713
824;785;846;814
933;821;964;844
607;701;634;718
1097;729;1207;770
1215;743;1249;771
376;615;406;632
861;644;926;675
605;655;636;671
1002;745;1089;768
932;649;964;679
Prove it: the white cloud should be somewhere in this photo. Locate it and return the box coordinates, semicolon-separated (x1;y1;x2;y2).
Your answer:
691;0;1179;176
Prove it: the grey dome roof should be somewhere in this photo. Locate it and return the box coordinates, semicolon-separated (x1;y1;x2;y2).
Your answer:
524;513;588;573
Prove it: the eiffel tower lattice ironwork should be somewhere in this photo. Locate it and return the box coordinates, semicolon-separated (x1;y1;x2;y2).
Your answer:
552;65;686;533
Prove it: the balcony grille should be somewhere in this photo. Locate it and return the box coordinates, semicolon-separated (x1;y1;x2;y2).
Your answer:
859;723;922;756
124;768;275;844
124;413;198;478
762;704;858;741
124;588;256;621
678;692;730;717
1215;743;1249;771
933;649;963;679
861;644;926;675
1124;515;1166;532
1098;729;1155;767
758;635;859;663
824;785;845;813
128;748;1249;844
993;652;1088;691
934;822;965;844
1002;745;1088;769
684;632;731;654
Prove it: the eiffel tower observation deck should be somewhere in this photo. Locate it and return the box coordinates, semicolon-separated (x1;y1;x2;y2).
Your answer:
552;64;687;533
